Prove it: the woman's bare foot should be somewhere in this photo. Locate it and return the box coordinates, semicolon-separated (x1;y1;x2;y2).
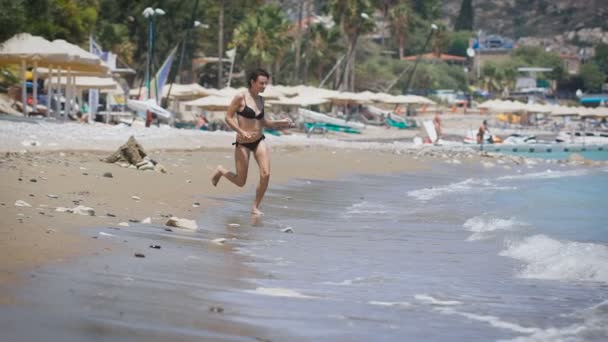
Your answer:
251;207;264;216
211;166;225;186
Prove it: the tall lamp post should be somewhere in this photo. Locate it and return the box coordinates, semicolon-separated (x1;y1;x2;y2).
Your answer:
165;20;208;107
143;7;165;127
403;24;438;94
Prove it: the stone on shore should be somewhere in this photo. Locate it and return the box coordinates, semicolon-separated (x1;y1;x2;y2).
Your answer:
165;217;198;230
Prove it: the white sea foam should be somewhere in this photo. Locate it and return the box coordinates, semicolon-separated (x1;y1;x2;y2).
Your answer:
407;178;516;201
463;215;527;241
501;300;608;342
322;275;387;286
246;287;314;299
414;294;462;306
344;201;389;217
498;169;589;181
368;301;412;308
438;307;538;334
500;235;608;283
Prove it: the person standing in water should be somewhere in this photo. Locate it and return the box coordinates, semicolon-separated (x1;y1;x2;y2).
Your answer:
211;68;294;215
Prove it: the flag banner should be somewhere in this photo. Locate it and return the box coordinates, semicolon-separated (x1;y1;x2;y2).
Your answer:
153;45;178;105
89;36;108;62
88;89;99;115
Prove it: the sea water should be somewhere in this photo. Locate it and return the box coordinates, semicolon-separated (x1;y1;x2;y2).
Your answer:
204;162;608;341
2;161;607;341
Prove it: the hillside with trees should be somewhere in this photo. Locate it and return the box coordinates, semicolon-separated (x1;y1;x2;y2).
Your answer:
0;0;606;95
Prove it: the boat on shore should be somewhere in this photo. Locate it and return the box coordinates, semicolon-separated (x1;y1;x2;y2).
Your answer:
555;131;608;144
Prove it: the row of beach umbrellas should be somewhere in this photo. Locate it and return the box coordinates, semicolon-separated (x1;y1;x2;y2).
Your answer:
0;33;111;116
478;99;608;118
174;85;436;111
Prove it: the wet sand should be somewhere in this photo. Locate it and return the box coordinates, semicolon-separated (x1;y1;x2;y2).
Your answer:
0;146;429;319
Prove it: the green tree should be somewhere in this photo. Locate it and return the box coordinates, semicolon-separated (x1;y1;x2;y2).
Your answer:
331;0;376;91
0;0;26;42
304;23;344;83
23;0;97;43
593;43;608;75
513;46;565;82
411;0;441;20
430;24;449;56
454;0;473;31
580;62;606;92
387;1;412;59
231;4;292;81
447;30;472;57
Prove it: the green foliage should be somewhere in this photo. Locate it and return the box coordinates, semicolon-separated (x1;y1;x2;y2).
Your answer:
355;40;467;93
406;61;467;92
430;24;449;56
303;23;344;82
593;43;608;75
454;0;473;31
411;0;441;20
231;4;292;78
447;30;472;57
331;0;376;39
580;62;606;92
513;46;566;81
387;2;412;58
0;0;26;42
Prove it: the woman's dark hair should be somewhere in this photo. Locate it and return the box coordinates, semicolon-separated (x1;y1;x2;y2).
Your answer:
247;68;270;88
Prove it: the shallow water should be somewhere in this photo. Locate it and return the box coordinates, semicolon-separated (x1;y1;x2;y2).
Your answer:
2;161;607;341
207;162;608;341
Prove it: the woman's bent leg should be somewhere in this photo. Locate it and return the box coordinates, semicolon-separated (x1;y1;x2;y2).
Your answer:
252;141;270;215
212;146;250;187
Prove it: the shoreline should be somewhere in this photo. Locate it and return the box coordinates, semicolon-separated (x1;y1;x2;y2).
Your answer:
0;145;435;290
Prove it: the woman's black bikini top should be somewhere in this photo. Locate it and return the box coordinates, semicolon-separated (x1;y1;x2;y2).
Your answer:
236;94;264;120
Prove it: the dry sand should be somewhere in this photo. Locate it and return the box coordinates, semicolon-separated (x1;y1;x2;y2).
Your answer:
0;146;430;296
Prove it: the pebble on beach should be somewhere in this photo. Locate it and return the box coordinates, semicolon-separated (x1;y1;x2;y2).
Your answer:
212;238;227;245
165;217;198;230
15;200;32;207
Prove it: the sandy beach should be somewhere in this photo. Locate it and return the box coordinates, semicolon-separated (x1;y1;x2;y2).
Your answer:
0;135;431;290
0;117;605;341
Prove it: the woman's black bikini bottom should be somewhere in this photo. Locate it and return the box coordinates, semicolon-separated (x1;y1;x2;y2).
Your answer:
232;135;265;152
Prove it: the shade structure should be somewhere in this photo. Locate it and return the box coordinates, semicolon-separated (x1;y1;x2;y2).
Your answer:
0;33;108;73
378;94;435;105
129;83;220;99
270;84;299;97
126;99;173;119
525;103;551;113
549;105;579;117
213;87;244;98
478;100;526;112
259;85;285;99
267;95;330;107
46;76;118;90
293;85;340;99
182;95;232;111
0;33;68;67
328;91;371;104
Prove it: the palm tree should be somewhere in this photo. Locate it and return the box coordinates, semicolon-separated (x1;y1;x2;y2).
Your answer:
387;1;412;59
231;5;292;80
331;0;375;91
305;23;344;83
430;24;449;57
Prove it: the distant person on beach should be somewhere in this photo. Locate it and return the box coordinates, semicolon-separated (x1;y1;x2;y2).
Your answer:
433;111;442;141
477;120;489;144
211;68;294;215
